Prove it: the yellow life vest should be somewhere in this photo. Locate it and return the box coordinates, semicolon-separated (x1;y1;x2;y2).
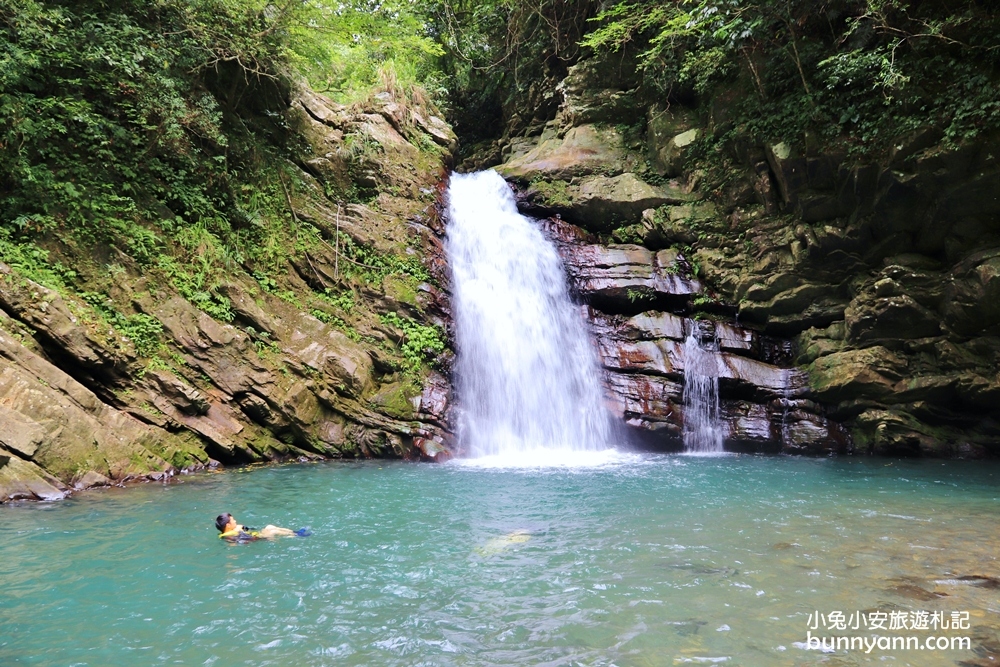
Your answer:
219;525;261;541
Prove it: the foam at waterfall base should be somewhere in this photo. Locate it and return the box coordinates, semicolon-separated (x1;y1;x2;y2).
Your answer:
678;450;736;458
453;447;639;470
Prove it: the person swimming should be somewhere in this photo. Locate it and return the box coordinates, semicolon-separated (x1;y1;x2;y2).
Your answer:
215;513;311;542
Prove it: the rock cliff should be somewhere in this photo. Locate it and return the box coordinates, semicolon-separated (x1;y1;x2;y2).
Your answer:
0;87;456;501
484;55;1000;458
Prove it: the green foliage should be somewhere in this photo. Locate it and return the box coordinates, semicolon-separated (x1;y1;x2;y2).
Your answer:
380;311;445;373
610;224;644;245
317;288;355;313
691;294;715;307
335;232;431;285
423;0;599;140
158;255;233;322
287;1;444;102
0;229;77;288
0;0;300;321
582;1;1000;155
244;325;281;358
0;0;266;237
80;292;163;357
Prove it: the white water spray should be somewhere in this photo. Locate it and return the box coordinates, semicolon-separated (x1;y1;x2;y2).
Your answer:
445;170;616;462
682;324;725;453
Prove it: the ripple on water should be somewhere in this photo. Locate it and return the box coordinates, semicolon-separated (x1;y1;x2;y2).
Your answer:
0;455;998;667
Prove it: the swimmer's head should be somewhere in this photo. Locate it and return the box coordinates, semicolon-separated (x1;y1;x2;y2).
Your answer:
215;513;235;533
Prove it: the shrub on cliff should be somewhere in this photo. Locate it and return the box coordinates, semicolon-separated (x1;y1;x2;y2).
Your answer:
580;0;1000;154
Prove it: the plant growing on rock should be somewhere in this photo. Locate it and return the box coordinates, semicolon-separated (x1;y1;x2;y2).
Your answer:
380;312;446;374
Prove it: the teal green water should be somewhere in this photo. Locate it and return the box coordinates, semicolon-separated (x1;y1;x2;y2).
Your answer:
2;455;999;666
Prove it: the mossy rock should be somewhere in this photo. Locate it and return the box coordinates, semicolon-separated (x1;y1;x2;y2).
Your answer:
368;381;420;420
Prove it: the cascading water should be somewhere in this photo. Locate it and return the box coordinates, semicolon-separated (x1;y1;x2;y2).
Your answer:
682;324;725;453
445;170;616;461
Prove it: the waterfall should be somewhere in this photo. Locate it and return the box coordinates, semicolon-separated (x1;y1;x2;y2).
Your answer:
445;170;615;460
682;323;725;453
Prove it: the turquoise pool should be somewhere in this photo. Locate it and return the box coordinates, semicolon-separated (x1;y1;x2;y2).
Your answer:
2;454;999;666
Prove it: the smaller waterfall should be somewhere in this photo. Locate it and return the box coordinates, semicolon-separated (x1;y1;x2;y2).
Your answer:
682;323;725;453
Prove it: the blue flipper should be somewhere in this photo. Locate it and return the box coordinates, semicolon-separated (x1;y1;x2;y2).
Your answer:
294;527;313;537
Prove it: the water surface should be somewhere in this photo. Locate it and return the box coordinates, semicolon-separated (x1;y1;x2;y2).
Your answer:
3;455;999;666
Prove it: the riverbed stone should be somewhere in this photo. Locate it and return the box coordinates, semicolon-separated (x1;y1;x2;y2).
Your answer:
72;470;113;490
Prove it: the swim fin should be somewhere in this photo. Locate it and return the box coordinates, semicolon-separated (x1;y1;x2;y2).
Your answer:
294;527;312;537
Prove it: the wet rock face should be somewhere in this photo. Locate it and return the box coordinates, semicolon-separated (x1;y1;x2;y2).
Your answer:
494;47;1000;457
539;216;847;455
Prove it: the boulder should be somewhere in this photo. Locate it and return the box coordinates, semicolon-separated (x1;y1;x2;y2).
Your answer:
808;346;908;403
410;108;458;152
0;328;175;485
943;252;1000;336
781;410;850;455
284;313;375;398
0;405;46;458
498;124;630;181
623;311;686;341
854;409;946;456
0;277;129;374
368;381;418;420
648;202;719;244
845;294;942;343
569;174;699;230
722;401;775;449
740;279;847;334
0;455;68;501
145;369;210;416
718;355;806;397
716;322;755;355
414;436;453;462
653;128;700;177
598;338;683;377
605;372;683;428
416;371;451;426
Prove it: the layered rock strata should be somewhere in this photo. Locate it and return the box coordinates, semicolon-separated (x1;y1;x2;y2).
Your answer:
539;217;847;454
0;88;457;501
489;52;1000;457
